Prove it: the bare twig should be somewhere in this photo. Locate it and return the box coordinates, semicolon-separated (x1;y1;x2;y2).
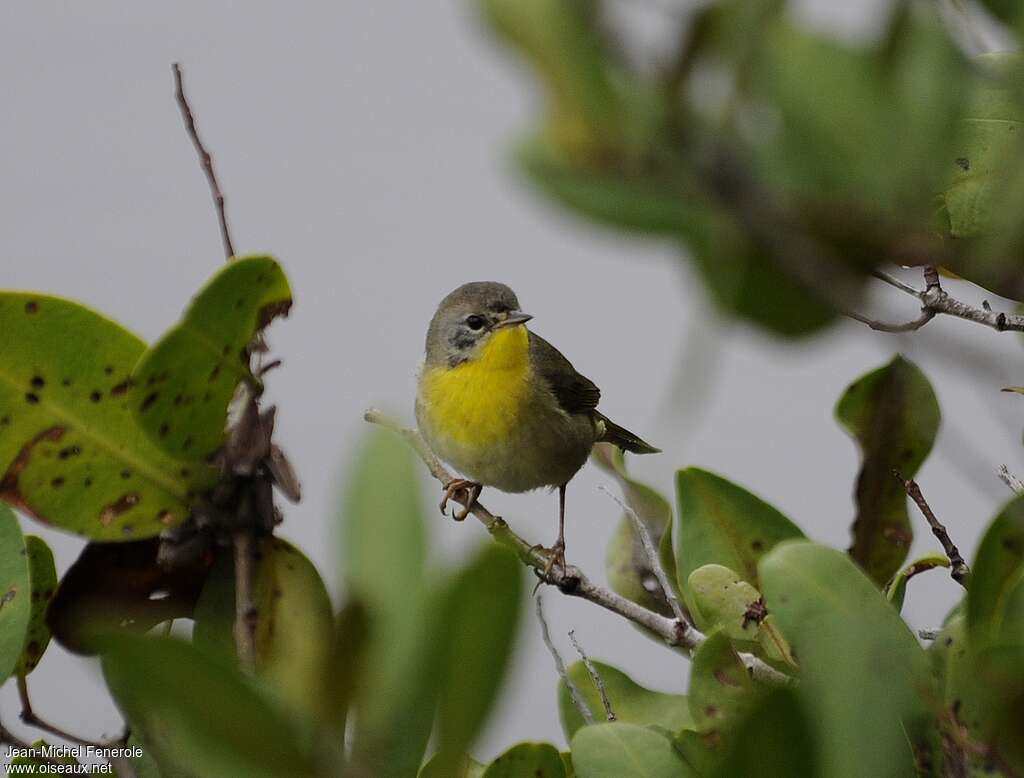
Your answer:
998;465;1024;495
536;597;593;724
896;473;971;589
568;630;615;721
364;410;791;686
918;629;941;641
862;267;1024;335
598;484;688;626
172;63;235;261
843;307;936;333
16;675;114;750
233;531;258;671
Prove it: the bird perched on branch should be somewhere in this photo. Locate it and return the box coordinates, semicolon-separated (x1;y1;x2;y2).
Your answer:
416;281;659;572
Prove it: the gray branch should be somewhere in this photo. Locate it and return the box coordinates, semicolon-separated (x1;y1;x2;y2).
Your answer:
536;597;593;724
364;410;791;687
998;465;1024;495
568;629;616;721
863;267;1024;334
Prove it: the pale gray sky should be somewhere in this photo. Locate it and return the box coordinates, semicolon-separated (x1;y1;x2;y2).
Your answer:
2;0;1022;768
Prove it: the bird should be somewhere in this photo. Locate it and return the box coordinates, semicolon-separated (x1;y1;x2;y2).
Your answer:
415;281;659;572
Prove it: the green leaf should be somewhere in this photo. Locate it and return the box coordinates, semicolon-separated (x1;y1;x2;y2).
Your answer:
420;752;487;778
673;468;804;615
323;600;369;735
687;564;761;644
884;551;950;611
131;255;292;462
836;355;940;585
103;635;318;778
194;537;334;720
594;444;677;617
482;742;566;778
0;506;31;685
517;137;709;236
434;545;524;774
15;536;56;675
688;631;756;734
0;294;214;539
343;427;437;776
967;495;1024;651
570;723;694;778
686;214;839;338
558;660;694;741
759;541;932;778
711;689;819;778
478;0;625;155
745;5;968;225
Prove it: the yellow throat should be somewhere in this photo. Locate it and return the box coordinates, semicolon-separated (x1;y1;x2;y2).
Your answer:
420;325;531;447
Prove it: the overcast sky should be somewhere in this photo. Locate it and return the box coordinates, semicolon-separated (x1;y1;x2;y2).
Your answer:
2;0;1022;767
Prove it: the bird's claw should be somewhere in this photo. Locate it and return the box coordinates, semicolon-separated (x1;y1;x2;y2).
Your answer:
439;479;482;521
540;540;567;580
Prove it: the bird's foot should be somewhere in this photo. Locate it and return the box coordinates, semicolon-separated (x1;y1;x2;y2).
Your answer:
439;479;482;521
540;539;567;580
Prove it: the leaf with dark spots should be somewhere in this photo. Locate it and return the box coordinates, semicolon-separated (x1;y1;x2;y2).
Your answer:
192;537;333;720
688;631;757;734
48;539;213;656
0;293;215;540
0;506;32;685
836;356;940;586
673;468;804;617
15;536;56;675
130;256;292;462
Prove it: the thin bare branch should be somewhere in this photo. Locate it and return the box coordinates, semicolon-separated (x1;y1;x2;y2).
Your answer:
17;675;114;750
998;465;1024;495
918;629;941;641
536;598;593;725
843;307;936;333
861;267;1024;335
598;484;687;626
568;630;615;722
172;63;236;261
233;531;258;672
896;473;971;589
364;409;792;686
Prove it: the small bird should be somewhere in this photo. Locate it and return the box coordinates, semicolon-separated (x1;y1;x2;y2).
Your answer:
415;281;659;572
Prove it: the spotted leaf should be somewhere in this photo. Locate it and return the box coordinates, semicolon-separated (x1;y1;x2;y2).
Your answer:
15;536;56;675
836;355;940;586
131;256;292;462
0;294;214;540
0;506;31;684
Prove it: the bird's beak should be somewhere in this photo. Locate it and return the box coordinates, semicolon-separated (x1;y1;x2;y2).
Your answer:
494;311;533;329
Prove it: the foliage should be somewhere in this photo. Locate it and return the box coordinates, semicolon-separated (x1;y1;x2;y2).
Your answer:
4;2;1024;776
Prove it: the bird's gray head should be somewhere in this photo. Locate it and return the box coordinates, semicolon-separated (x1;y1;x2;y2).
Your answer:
424;282;533;367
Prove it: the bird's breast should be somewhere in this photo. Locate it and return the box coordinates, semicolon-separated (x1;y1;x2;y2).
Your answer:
418;326;531;448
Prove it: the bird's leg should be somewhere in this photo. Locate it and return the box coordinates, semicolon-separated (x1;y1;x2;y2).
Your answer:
439;478;482;521
542;483;568;578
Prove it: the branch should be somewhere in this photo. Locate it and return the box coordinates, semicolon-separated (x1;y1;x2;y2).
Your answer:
233;531;258;672
998;465;1024;495
863;267;1024;335
17;675;112;750
536;597;593;724
364;410;791;686
896;473;971;589
598;484;688;625
172;63;236;261
568;630;615;722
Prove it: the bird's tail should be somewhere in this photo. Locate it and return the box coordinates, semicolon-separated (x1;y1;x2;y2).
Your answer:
595;413;661;454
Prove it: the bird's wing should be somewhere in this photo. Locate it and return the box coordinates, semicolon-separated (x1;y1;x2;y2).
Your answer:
529;332;601;415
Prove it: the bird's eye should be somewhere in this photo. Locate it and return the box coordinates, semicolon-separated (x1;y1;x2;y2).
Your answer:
466;315;485;331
